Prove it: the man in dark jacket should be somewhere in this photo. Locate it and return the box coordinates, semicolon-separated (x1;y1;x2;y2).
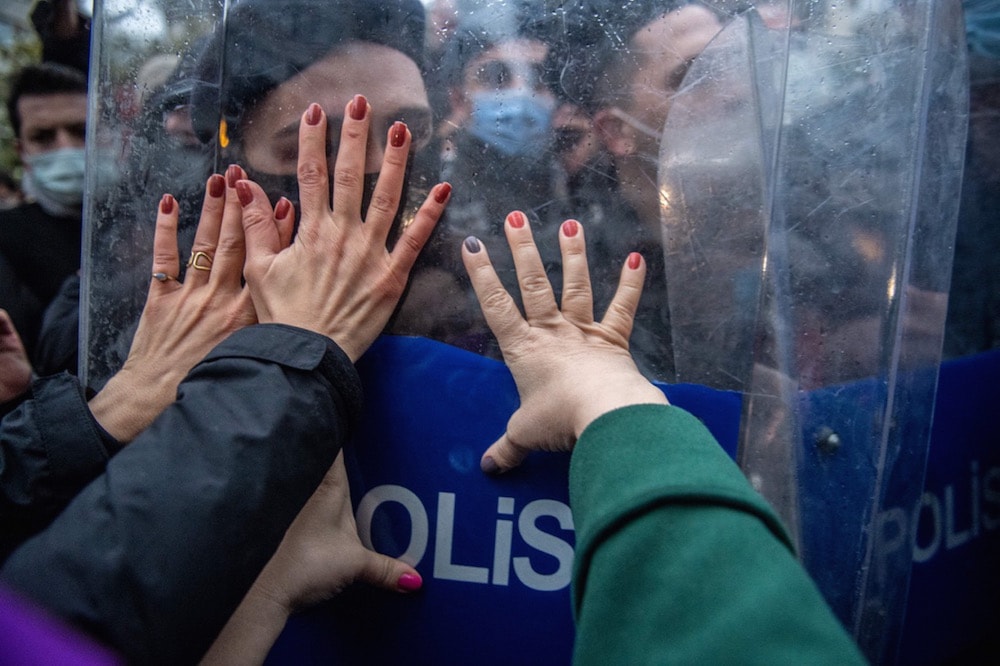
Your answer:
0;62;88;362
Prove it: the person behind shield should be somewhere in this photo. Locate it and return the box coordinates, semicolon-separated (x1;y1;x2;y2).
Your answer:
0;63;88;362
78;0;438;386
459;217;867;664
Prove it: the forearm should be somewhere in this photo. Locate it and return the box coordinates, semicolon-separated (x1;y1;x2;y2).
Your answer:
570;405;865;665
200;586;290;666
574;503;865;664
87;364;180;443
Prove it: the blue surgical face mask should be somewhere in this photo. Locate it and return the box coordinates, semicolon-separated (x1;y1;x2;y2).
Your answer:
22;147;86;217
468;90;555;157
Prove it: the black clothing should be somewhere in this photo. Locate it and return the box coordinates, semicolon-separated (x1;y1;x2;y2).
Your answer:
1;324;361;665
0;202;81;360
30;0;92;77
34;273;81;376
0;372;117;564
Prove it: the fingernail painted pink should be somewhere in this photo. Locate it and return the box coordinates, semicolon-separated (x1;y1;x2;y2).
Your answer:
508;211;526;229
628;252;641;270
398;572;423;592
562;219;579;237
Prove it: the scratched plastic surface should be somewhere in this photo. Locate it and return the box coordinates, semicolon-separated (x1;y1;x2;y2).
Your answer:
82;1;969;663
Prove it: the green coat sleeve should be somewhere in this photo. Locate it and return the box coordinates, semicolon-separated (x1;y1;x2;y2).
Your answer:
570;404;867;665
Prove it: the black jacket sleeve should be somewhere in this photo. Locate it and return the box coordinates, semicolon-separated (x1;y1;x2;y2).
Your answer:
0;324;362;665
0;373;118;562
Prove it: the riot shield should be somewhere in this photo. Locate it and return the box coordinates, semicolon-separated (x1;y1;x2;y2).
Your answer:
81;0;970;664
659;1;968;661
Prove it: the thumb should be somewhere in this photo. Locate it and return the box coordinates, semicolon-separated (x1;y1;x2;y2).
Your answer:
357;551;424;594
480;428;530;474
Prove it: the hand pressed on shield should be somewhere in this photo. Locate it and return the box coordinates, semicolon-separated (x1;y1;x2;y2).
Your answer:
461;213;669;474
0;309;32;404
237;97;451;362
201;452;421;666
88;168;292;442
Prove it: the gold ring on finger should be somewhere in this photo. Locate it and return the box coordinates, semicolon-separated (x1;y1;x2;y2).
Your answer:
187;251;214;271
152;272;178;282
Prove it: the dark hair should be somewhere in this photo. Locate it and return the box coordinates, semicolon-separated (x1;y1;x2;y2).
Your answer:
542;0;686;112
189;0;426;144
6;62;88;138
440;1;555;90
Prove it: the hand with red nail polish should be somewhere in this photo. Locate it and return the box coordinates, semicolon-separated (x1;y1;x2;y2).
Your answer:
236;99;449;361
461;217;668;474
88;173;260;443
202;452;421;665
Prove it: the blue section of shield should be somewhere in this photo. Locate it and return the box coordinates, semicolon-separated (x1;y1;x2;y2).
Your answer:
265;339;1000;664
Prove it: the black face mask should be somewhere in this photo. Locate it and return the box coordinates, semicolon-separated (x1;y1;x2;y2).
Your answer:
247;162;415;248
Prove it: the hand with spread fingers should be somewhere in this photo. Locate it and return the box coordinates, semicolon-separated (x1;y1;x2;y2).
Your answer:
88;168;290;442
236;97;451;362
461;213;669;474
201;452;422;666
0;309;33;404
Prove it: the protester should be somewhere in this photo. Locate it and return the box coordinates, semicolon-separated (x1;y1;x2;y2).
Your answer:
0;63;88;361
1;97;450;664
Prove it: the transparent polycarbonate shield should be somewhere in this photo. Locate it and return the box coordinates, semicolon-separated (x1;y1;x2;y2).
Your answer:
659;1;968;661
82;0;969;663
83;0;224;387
82;0;691;387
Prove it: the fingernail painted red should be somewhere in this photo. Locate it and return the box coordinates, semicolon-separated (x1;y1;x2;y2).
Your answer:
208;174;225;198
226;164;242;189
507;211;526;229
305;103;322;126
398;572;423;592
275;197;291;219
562;219;579;237
159;194;174;215
434;182;452;204
628;252;642;270
235;181;253;206
350;94;367;121
390;121;407;148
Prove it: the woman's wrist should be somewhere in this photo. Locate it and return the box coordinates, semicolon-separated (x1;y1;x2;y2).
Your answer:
88;365;181;443
571;382;669;439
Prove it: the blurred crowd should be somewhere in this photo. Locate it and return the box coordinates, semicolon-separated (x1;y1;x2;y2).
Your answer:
1;0;996;394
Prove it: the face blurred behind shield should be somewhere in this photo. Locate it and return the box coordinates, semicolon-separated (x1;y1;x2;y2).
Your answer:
468;89;555;157
22;147;86;217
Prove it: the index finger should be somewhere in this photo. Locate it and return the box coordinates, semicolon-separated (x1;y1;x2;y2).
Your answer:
462;236;530;345
600;252;646;343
